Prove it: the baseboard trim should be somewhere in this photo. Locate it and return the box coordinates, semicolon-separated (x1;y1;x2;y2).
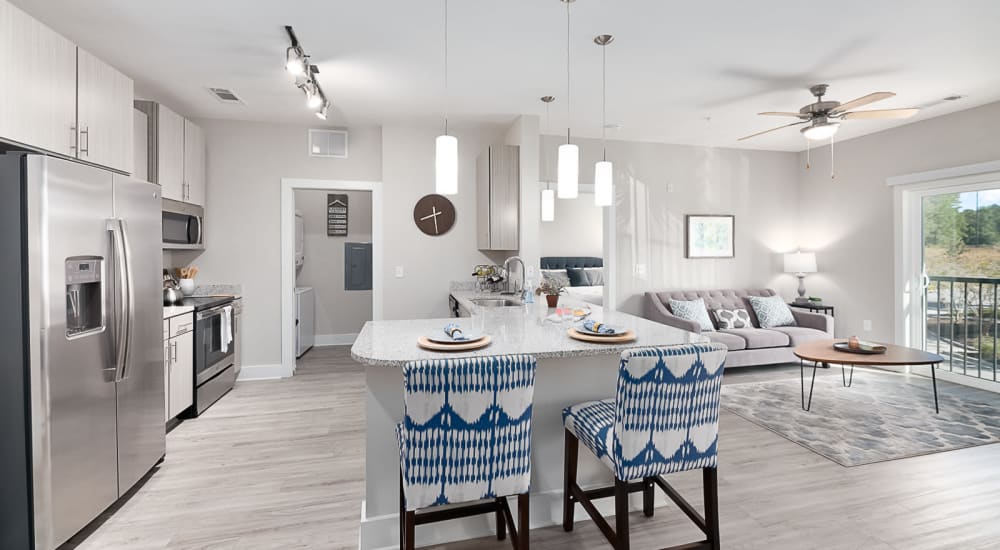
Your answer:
236;363;290;381
315;333;359;346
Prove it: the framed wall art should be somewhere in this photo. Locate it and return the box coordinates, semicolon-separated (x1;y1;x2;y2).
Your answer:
685;215;735;258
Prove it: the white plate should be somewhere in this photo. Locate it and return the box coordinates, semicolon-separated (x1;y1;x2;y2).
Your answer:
576;324;623;337
425;332;485;345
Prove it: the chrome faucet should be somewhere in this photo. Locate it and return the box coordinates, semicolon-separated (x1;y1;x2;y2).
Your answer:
502;256;526;296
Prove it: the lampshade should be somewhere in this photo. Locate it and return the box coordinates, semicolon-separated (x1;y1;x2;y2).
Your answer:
594;161;613;206
784;251;817;274
541;188;555;222
557;143;579;198
801;121;839;141
435;134;458;195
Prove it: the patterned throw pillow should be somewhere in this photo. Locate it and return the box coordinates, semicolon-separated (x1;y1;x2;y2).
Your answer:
668;298;715;332
541;269;570;288
746;295;797;328
714;308;752;329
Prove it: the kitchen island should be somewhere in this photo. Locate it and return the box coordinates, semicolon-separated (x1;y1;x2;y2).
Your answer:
351;292;707;549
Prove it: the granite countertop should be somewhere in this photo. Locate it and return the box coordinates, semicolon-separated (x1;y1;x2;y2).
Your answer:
352;291;707;367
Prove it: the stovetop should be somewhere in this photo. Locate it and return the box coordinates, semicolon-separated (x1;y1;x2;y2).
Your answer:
179;296;235;311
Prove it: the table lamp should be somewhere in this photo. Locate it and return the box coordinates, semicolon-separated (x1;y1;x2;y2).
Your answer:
784;251;817;303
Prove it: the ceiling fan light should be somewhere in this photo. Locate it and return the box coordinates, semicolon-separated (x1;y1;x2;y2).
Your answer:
801;121;840;141
541;188;555;222
594;161;613;206
435;134;458;195
557;143;579;199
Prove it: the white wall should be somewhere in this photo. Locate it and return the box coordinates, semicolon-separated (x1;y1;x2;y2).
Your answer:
540;135;801;315
180;120;382;369
381;123;510;319
294;189;373;339
539;190;604;258
797;101;1000;341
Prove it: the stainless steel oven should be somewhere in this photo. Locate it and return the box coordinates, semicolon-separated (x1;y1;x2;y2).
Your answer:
193;301;235;415
162;198;204;249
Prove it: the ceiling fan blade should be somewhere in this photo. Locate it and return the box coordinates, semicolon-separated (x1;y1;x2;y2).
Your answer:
737;121;807;141
841;108;919;120
758;111;810;118
831;92;895;114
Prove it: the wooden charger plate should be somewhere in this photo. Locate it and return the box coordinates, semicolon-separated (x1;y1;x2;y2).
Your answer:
417;335;492;352
567;328;636;344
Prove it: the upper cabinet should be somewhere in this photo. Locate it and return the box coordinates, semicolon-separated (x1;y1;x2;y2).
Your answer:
183;119;206;206
0;0;77;157
477;145;520;251
0;0;134;174
77;48;134;174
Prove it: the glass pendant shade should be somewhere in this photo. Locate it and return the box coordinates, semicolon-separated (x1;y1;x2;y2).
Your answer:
435;134;458;195
594;161;613;206
541;188;555;222
557;143;579;198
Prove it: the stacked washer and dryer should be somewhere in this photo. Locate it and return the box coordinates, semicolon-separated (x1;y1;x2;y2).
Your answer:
294;210;315;358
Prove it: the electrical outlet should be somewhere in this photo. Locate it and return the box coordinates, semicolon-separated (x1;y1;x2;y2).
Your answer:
526;266;536;278
666;183;676;193
863;320;872;332
634;263;647;277
394;266;404;278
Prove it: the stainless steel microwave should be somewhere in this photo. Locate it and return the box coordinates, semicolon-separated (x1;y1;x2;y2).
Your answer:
162;198;204;249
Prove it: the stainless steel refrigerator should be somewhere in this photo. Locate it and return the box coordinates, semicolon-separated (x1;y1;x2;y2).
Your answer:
0;153;165;549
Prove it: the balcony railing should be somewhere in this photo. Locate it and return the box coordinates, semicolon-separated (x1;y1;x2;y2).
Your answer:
926;275;999;381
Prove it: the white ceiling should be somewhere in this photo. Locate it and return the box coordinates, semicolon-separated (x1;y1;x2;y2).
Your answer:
14;0;1000;152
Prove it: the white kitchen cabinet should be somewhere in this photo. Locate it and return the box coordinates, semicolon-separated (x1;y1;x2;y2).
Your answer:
183;119;206;206
164;313;194;420
157;104;186;202
77;47;134;174
476;145;520;251
0;0;77;157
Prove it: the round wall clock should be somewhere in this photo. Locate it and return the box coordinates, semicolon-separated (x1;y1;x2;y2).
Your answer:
413;194;456;236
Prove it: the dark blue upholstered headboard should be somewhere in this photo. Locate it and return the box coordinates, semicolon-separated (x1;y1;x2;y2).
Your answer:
540;256;604;269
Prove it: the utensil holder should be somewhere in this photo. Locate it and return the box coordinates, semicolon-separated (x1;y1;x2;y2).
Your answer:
179;278;195;296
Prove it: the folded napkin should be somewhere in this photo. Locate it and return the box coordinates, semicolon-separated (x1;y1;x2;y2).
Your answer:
444;323;467;341
856;340;887;352
583;320;614;334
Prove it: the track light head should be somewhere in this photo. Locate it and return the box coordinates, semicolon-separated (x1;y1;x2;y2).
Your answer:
285;46;305;76
315;102;329;120
306;84;323;109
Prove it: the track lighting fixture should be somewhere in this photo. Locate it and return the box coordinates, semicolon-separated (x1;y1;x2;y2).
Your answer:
315;102;329;120
284;25;331;119
285;46;305;76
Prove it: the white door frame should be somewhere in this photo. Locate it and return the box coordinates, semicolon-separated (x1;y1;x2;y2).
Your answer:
280;178;383;375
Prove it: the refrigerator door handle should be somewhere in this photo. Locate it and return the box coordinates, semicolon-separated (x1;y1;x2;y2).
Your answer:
120;218;136;380
107;218;131;382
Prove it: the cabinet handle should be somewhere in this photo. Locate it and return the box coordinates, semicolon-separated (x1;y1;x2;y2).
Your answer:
70;125;77;153
171;340;178;362
80;126;90;156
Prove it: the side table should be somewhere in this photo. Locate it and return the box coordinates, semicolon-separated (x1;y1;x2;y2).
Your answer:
788;302;835;317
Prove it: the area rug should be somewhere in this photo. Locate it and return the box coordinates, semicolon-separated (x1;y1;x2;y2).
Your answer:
720;369;1000;467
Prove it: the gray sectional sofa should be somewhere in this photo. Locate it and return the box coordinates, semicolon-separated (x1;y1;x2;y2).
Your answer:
643;288;834;368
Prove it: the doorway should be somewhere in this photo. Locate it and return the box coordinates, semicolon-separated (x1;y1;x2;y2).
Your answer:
280;178;383;376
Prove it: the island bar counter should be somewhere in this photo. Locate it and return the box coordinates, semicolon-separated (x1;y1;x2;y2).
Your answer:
352;297;708;549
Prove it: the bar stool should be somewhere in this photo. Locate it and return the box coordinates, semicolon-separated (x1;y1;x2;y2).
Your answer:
561;343;727;550
397;354;537;550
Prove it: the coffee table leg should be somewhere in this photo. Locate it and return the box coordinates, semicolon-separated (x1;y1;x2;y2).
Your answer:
931;364;939;414
800;359;818;411
841;364;854;387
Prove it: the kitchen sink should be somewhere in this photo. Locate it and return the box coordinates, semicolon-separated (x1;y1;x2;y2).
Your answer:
471;298;521;307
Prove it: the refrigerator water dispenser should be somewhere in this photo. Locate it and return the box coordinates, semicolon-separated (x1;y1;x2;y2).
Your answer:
65;257;104;337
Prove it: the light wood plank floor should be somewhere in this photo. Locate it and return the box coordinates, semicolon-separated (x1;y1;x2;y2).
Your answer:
68;348;1000;549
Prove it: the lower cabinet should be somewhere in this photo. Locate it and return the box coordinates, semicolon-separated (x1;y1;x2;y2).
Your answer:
164;313;194;420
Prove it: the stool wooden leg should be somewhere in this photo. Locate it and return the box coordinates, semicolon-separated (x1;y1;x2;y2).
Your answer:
404;509;416;550
642;477;654;517
399;472;406;549
614;478;630;550
562;430;578;531
518;492;530;550
496;497;507;540
704;467;720;550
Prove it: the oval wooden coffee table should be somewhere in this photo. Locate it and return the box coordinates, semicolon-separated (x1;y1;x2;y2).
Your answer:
793;339;944;413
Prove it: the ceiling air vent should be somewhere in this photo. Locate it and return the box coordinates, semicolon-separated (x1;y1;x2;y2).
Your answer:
207;87;244;104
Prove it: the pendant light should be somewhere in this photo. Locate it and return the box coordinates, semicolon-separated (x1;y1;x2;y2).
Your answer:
557;0;578;199
540;96;556;222
593;34;614;207
435;0;458;195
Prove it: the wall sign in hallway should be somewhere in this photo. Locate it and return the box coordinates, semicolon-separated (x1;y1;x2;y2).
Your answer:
328;194;349;236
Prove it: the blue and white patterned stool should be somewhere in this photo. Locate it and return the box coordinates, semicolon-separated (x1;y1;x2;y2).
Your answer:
561;344;727;550
397;354;536;550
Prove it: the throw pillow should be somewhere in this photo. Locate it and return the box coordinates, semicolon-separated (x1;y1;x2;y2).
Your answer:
540;269;570;288
714;308;752;329
566;268;591;287
668;298;715;332
746;295;797;328
582;267;605;286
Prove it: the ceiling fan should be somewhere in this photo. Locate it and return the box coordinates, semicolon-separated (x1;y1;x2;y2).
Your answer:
738;84;920;142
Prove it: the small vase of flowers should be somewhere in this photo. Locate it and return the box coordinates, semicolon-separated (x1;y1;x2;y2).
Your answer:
537;277;566;308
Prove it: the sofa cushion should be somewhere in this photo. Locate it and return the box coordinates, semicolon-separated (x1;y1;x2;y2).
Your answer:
705;331;747;351
714;308;752;329
541;269;570;288
746;295;797;328
768;326;829;346
668;298;715;332
719;328;790;349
